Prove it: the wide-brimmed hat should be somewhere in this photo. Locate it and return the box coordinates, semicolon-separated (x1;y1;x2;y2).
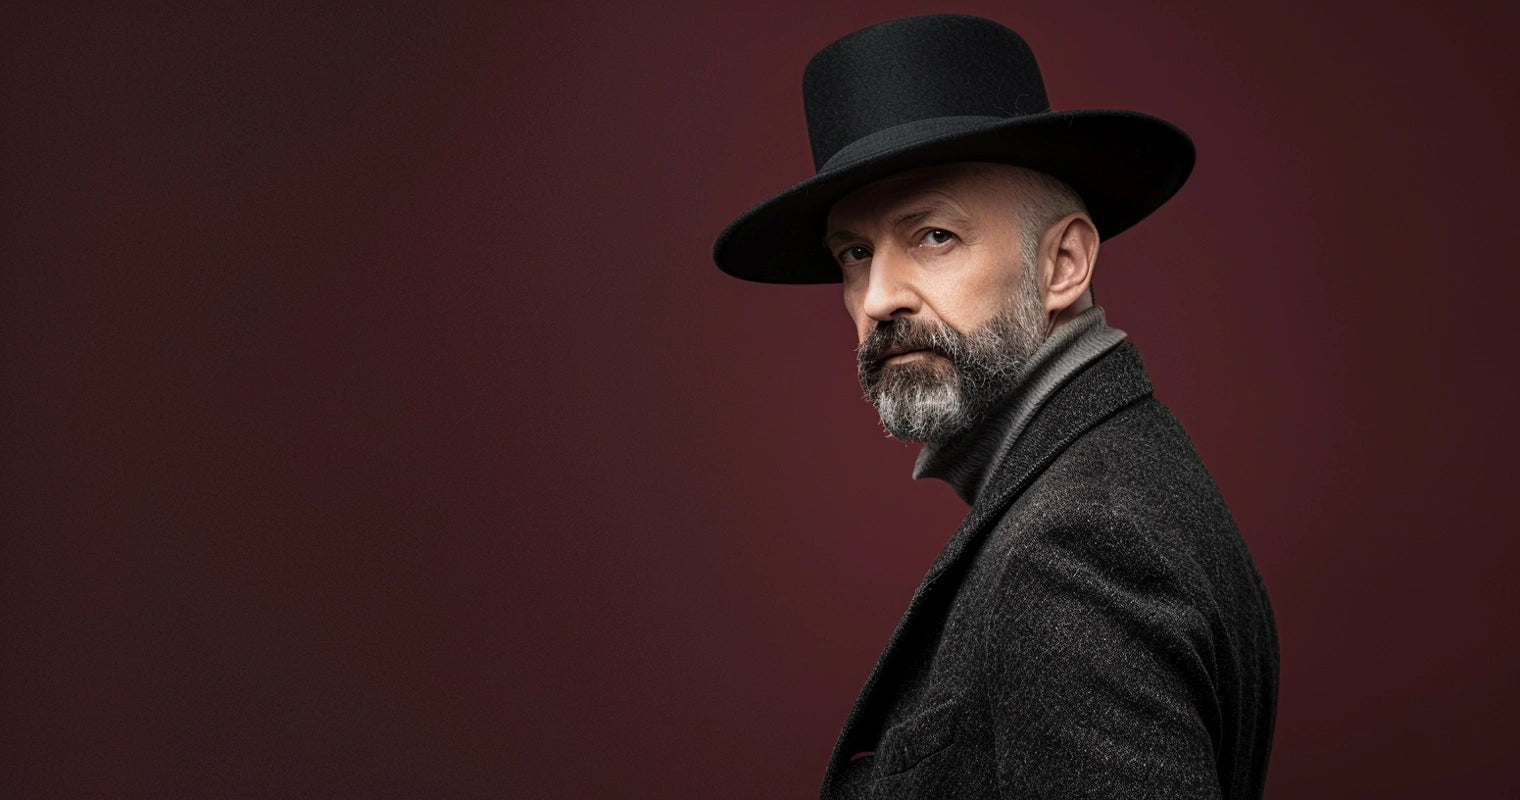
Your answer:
712;13;1195;284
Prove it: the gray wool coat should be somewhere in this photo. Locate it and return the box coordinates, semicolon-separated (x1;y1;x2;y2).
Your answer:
822;342;1278;799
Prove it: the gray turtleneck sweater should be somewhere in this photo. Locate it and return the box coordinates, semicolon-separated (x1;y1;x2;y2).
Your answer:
913;305;1127;504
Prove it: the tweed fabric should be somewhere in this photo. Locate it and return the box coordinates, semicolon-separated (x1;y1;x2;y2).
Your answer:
914;305;1127;504
823;343;1278;799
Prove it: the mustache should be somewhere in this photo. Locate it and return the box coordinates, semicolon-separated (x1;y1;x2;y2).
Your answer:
857;317;960;372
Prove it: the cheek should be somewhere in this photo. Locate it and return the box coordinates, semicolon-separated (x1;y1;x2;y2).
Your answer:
924;262;1021;329
843;290;870;341
851;315;873;348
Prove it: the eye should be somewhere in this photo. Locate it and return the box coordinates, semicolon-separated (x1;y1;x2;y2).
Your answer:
921;229;955;246
837;244;871;265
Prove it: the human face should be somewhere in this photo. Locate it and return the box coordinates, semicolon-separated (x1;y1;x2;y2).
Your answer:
825;162;1046;350
825;163;1051;442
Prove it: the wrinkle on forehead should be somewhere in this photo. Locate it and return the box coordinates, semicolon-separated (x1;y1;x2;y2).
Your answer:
825;162;1025;243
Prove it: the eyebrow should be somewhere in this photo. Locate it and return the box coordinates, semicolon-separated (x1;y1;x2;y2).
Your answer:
822;200;974;251
822;228;858;252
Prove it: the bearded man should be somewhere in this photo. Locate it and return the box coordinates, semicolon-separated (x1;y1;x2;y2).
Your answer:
713;14;1278;800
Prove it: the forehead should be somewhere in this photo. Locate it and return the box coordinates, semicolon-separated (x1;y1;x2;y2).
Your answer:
826;162;1014;231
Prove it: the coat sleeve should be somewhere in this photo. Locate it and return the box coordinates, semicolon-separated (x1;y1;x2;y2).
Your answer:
983;518;1224;799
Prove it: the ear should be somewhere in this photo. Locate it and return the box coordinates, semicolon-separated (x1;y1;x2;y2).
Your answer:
1041;212;1099;323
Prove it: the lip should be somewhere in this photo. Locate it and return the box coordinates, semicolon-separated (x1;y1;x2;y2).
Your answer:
884;349;935;364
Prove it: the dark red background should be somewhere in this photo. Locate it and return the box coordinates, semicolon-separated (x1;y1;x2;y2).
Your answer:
3;1;1516;796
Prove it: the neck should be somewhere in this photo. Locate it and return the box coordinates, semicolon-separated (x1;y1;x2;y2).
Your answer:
912;305;1125;504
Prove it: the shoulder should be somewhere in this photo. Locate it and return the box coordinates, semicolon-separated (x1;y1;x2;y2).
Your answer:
977;396;1263;637
995;397;1231;543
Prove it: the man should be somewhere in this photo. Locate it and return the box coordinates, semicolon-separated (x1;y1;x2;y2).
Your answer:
713;14;1277;800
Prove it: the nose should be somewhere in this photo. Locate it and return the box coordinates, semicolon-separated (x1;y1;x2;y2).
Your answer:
859;247;921;323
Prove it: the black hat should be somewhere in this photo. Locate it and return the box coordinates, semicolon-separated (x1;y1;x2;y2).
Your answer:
712;14;1195;283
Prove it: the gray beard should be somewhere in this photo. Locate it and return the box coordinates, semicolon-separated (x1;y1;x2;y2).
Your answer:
856;266;1047;443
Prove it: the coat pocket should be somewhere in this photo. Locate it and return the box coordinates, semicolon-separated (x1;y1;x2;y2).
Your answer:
873;697;962;777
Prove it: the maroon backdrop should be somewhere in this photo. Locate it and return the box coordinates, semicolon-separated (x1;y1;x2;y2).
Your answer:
4;1;1517;796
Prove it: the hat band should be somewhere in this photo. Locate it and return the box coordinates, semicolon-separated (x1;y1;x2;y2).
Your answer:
817;115;1021;174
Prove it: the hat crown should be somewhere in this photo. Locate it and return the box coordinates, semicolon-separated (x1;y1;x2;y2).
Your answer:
802;14;1050;172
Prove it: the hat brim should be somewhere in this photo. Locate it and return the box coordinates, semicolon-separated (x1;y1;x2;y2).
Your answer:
712;109;1195;284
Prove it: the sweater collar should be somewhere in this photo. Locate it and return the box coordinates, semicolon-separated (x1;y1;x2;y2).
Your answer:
912;306;1126;504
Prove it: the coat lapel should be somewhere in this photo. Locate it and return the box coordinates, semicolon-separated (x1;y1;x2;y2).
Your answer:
822;343;1154;792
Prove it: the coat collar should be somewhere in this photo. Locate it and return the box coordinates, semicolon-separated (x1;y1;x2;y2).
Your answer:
822;342;1154;792
921;341;1153;586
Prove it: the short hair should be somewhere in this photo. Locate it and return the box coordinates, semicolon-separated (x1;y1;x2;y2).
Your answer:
970;163;1092;301
1000;165;1089;237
